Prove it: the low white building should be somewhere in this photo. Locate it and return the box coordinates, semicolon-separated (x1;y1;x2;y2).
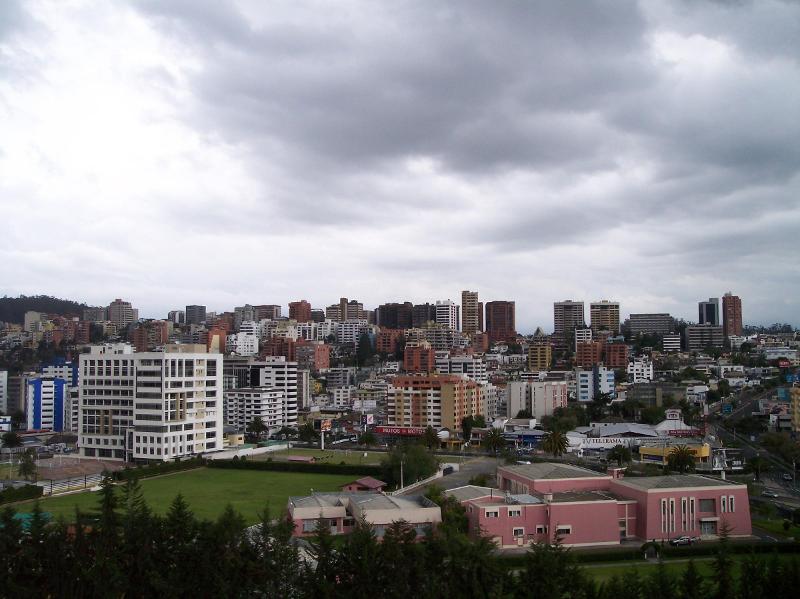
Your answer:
575;367;615;402
627;359;654;383
227;331;259;356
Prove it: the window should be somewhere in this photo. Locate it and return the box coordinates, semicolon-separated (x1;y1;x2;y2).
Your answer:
721;496;727;513
555;526;572;536
508;509;521;518
729;495;735;513
486;510;499;518
699;499;715;512
513;527;525;538
536;525;547;534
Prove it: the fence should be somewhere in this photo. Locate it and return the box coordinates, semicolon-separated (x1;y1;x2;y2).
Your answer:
36;473;105;496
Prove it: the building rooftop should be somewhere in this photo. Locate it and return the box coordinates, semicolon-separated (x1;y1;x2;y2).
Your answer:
588;423;659;438
347;476;387;489
501;462;607;480
444;485;498;503
614;474;741;490
288;492;435;511
550;490;617;503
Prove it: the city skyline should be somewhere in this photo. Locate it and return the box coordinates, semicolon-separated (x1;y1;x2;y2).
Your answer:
2;1;799;331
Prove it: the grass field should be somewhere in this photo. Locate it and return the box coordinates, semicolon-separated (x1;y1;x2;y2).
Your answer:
11;467;368;525
753;518;800;538
254;447;386;465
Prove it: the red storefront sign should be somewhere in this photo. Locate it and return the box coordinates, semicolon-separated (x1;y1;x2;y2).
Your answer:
375;426;426;436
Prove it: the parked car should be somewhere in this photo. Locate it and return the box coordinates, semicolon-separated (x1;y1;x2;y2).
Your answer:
782;473;793;481
670;536;692;546
690;536;701;544
761;490;779;498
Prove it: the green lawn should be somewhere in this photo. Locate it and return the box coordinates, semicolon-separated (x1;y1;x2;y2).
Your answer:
12;467;367;525
256;447;386;465
753;518;800;539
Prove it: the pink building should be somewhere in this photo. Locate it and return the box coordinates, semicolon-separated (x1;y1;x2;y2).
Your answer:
446;462;751;548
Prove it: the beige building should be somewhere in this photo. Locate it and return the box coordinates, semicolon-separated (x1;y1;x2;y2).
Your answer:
387;374;482;431
461;290;481;336
590;300;620;335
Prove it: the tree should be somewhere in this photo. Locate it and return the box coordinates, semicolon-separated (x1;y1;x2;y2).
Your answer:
483;428;506;455
667;445;695;474
515;409;533;419
380;444;438;488
541;430;569;458
472;415;486;428
461;417;474;444
356;333;375;367
607;444;631;467
246;416;267;440
711;522;734;599
422;426;440;450
1;431;23;448
516;541;594;599
749;455;768;481
17;449;37;480
646;559;675;599
680;558;705;599
298;422;319;443
358;431;377;447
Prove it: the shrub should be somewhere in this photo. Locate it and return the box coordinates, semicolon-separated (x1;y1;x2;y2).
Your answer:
112;457;206;482
0;484;43;505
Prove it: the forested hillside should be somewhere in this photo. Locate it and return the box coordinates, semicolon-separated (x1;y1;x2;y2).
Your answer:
0;295;94;324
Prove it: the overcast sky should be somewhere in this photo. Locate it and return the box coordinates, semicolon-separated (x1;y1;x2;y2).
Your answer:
1;1;798;332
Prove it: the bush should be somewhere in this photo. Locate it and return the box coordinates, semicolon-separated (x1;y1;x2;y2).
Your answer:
207;459;383;476
0;484;43;505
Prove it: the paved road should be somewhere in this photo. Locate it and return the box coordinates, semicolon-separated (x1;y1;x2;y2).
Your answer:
401;456;500;496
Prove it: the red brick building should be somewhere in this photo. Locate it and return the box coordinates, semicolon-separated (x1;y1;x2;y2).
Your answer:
289;300;312;323
261;337;297;361
575;341;603;367
376;328;404;354
485;301;516;343
603;342;629;369
722;293;742;337
131;320;169;352
403;342;436;373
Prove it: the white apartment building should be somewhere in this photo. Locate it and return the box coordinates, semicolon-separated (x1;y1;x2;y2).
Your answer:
79;343;223;462
78;343;136;460
505;380;568;419
227;331;260;356
435;300;460;331
224;387;285;433
663;334;682;353
627;359;654;383
435;354;488;383
574;328;593;350
335;320;371;345
257;356;299;426
480;382;499;420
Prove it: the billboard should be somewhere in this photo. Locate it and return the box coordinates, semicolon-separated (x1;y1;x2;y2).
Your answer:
320;419;332;432
722;403;733;415
364;414;374;425
375;426;426;437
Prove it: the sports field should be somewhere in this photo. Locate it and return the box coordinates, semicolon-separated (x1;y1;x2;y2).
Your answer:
12;467;367;525
254;447;386;465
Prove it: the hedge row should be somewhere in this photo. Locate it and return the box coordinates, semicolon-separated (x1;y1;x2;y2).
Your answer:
111;458;206;482
207;458;383;477
497;540;800;567
0;484;43;505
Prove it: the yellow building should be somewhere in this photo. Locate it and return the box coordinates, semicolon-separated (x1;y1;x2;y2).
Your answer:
639;443;711;467
527;343;552;372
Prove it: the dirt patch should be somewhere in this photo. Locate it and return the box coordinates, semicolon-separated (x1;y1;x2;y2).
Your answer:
35;456;125;481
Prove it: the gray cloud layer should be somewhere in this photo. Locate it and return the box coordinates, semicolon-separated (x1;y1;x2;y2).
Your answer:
1;0;798;330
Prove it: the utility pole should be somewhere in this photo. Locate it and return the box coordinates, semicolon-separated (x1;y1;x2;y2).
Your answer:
400;457;404;490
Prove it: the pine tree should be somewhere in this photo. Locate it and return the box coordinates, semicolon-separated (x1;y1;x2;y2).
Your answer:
738;552;767;599
304;517;339;598
710;522;735;599
680;558;705;599
646;559;675;599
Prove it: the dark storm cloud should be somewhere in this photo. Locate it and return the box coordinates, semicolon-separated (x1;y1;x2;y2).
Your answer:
2;0;799;328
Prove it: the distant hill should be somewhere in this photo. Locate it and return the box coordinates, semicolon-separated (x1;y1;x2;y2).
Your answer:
0;295;96;324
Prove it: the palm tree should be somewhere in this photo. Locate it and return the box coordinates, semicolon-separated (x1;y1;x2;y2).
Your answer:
667;445;695;474
541;431;569;458
246;417;267;441
483;428;506;455
422;426;440;450
607;444;631;467
358;431;377;448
